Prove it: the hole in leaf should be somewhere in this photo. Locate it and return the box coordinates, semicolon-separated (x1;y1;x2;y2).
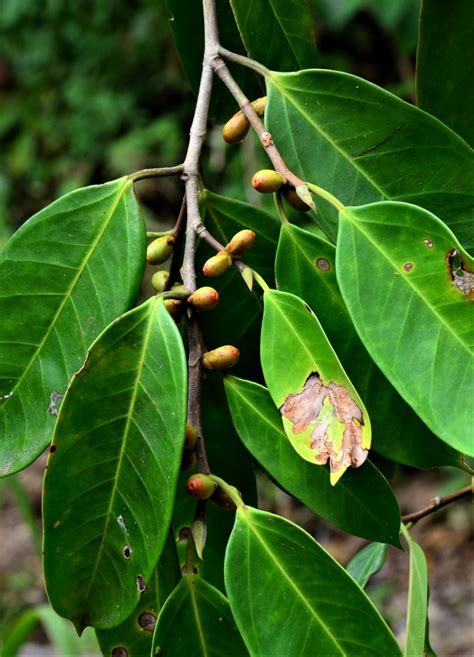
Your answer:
136;576;146;595
122;545;132;559
447;249;474;297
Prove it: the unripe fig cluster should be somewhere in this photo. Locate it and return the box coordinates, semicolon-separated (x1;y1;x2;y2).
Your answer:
222;97;267;144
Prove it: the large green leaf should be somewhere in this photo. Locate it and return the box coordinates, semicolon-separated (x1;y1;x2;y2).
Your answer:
152;574;248;657
225;507;402;656
261;289;371;484
225;376;402;545
43;297;187;631
199;190;279;378
336;202;474;455
165;0;261;124
346;542;388;589
95;530;180;657
276;223;463;468
173;372;257;592
401;525;428;657
266;70;474;252
416;0;474;146
0;177;145;476
230;0;317;71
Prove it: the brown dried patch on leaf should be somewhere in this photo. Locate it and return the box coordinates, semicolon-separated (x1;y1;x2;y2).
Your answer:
447;249;474;298
280;373;368;474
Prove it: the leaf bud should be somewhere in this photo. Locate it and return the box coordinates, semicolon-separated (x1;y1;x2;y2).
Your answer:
202;252;233;277
203;345;240;370
184;423;198;450
146;235;175;265
164;298;183;319
282;186;311;212
224;230;256;257
151;270;170;292
222;111;250;144
186;474;218;499
252;169;286;194
210;486;241;510
191;519;207;560
188;286;220;312
251;96;267;117
180;449;196;471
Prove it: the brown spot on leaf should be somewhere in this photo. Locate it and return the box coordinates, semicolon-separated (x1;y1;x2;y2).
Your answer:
280;373;368;474
447;249;474;298
138;612;157;632
178;526;191;543
403;262;414;272
136;575;146;595
423;238;433;248
49;445;56;454
316;257;330;271
112;648;128;657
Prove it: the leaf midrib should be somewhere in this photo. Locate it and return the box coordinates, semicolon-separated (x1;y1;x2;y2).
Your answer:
240;509;346;656
84;298;156;603
0;178;130;410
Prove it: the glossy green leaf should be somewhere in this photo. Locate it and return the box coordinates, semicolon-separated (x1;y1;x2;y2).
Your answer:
417;0;474;146
0;177;145;476
261;289;371;484
95;530;180;657
225;376;402;545
230;0;317;71
346;542;388;588
152;574;248;657
2;605;98;657
336;202;474;455
43;297;187;631
165;0;261;123
199;190;279;378
276;223;463;469
225;507;402;657
173;372;257;592
266;70;474;252
401;525;428;657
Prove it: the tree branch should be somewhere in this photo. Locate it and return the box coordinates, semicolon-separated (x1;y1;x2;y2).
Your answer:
401;484;472;525
129;164;184;182
210;56;304;189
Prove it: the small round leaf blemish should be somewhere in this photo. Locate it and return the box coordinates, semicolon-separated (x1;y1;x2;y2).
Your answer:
403;262;414;272
49;445;56;454
423;238;433;248
316;257;330;271
122;545;132;559
138;611;157;632
111;648;128;657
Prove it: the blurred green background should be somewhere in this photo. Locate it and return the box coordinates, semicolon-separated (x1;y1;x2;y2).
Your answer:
0;0;421;247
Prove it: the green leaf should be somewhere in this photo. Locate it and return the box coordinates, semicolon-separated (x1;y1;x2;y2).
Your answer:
401;525;428;657
276;223;463;469
416;0;474;146
199;190;279;377
336;202;474;456
0;177;145;476
346;542;388;588
2;604;99;657
225;376;401;546
230;0;317;71
165;0;261;124
43;297;187;631
266;70;474;252
95;530;181;657
173;373;257;592
261;289;371;484
225;507;402;656
152;574;249;657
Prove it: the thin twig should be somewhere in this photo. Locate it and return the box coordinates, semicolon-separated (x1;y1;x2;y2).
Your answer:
210;56;304;189
195;222;247;274
129;164;184;182
218;46;270;77
401;484;472;525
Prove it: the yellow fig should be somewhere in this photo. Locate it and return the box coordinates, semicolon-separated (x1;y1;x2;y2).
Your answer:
282;186;311;212
186;474;218;499
188;286;220;311
251;96;267;117
252;169;286;194
202;345;240;370
224;230;256;257
222;111;250;144
151;270;170;292
202;252;233;277
146;235;174;265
